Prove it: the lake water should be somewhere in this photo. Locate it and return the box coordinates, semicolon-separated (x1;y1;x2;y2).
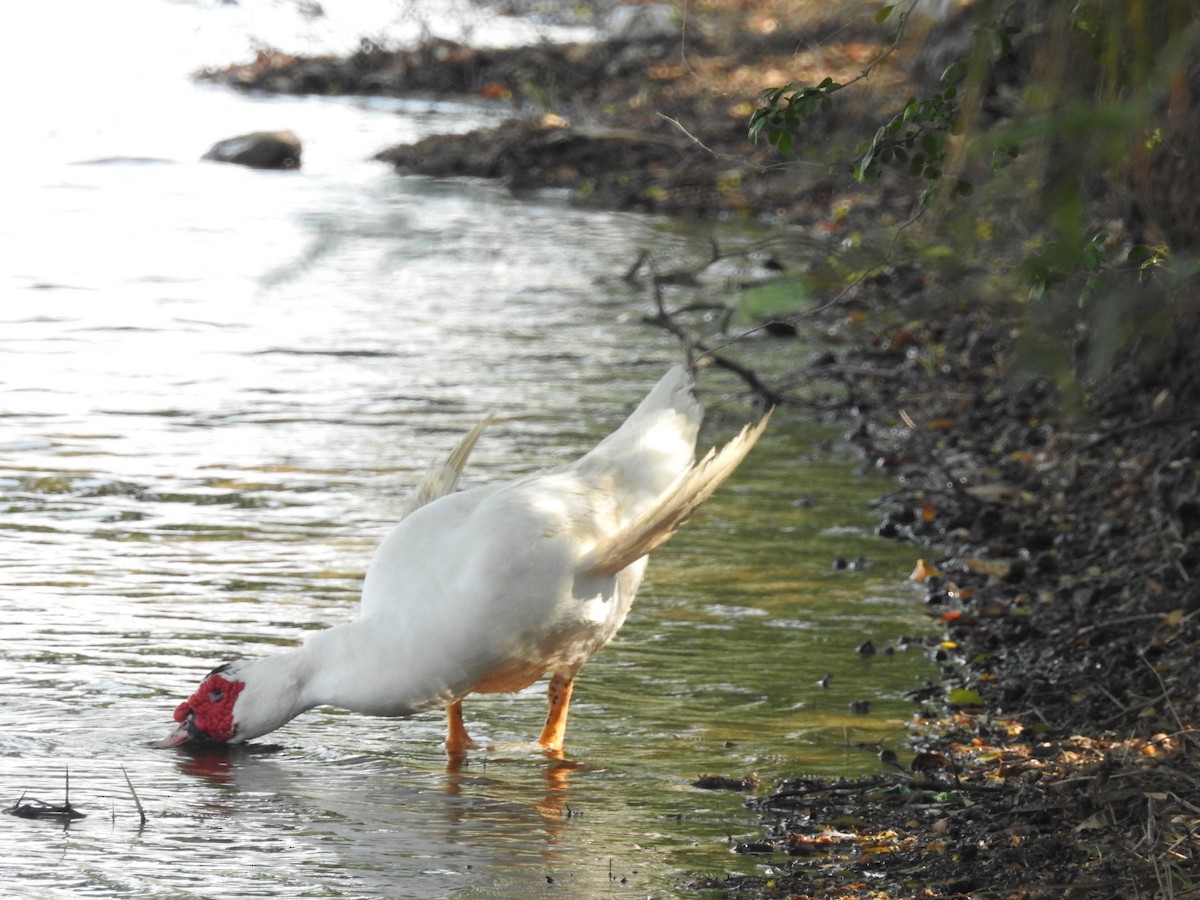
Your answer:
1;1;933;896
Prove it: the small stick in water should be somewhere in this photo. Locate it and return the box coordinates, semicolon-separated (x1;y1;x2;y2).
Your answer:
120;765;148;827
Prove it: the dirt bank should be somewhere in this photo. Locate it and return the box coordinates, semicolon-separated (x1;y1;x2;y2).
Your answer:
199;1;915;224
683;284;1200;898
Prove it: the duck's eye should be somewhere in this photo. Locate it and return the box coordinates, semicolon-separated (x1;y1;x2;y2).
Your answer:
209;688;224;703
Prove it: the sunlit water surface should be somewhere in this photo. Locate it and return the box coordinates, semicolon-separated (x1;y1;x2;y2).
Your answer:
1;1;935;896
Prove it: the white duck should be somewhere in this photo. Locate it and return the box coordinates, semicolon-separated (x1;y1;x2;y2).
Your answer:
159;365;770;754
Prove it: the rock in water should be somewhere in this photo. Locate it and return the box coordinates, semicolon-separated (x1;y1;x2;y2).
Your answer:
202;130;301;170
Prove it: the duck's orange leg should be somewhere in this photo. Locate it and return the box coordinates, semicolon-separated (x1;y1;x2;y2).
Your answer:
537;674;574;752
446;699;475;756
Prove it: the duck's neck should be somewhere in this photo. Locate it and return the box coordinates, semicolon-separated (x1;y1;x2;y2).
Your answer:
228;646;319;742
233;620;458;741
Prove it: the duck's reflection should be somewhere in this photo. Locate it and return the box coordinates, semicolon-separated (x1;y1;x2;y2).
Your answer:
171;741;284;783
167;739;600;893
443;744;583;824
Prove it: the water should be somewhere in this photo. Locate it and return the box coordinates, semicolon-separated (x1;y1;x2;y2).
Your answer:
1;1;934;896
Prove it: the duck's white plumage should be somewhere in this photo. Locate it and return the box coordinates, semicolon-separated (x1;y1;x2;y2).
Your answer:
161;365;770;752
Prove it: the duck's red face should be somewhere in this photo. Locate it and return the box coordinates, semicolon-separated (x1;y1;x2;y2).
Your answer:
159;666;245;747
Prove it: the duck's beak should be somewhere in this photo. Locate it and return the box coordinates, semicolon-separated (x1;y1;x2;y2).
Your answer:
155;707;204;748
155;721;193;748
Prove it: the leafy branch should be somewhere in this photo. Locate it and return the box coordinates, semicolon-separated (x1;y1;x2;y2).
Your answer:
748;77;843;154
748;2;1027;206
748;1;916;155
855;60;973;206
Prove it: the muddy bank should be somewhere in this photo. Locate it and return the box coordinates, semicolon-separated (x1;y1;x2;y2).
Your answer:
681;290;1200;897
199;17;911;222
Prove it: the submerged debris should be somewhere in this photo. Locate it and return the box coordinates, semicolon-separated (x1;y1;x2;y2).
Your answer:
692;773;761;792
5;796;87;822
6;766;149;828
5;768;86;823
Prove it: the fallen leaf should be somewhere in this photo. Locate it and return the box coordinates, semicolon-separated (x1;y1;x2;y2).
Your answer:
910;558;941;581
947;687;985;707
964;558;1012;579
1075;810;1110;831
479;81;511;100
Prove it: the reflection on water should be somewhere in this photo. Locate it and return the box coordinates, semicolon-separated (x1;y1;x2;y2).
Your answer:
0;1;933;895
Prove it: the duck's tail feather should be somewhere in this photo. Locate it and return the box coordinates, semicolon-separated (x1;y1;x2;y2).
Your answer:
578;409;772;578
575;364;703;509
400;415;494;519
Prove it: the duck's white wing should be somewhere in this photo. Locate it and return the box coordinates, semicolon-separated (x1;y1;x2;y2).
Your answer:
349;472;596;705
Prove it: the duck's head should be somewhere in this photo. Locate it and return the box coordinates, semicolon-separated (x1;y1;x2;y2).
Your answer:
158;663;249;747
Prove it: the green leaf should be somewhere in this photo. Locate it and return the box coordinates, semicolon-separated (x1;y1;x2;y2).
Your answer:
921;130;946;154
874;4;895;24
942;59;967;85
954;178;974;197
947;687;985;707
1127;243;1160;265
854;158;878;185
856;151;873;179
